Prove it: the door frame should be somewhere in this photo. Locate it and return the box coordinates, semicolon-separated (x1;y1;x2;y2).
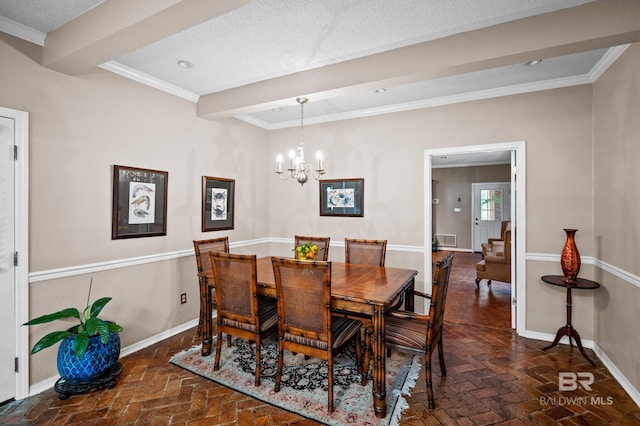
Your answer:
424;141;526;335
0;106;30;400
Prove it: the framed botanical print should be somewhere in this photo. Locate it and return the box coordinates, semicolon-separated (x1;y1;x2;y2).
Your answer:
112;165;168;239
202;176;235;231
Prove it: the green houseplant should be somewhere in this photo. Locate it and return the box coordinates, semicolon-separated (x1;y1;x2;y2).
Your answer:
23;281;124;384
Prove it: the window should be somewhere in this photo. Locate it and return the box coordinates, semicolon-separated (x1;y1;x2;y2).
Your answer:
480;189;503;221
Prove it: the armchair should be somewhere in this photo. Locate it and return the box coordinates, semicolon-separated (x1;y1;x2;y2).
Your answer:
475;229;511;289
481;221;510;257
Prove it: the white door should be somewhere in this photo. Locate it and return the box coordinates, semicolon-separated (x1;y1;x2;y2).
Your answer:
0;116;16;403
472;182;511;252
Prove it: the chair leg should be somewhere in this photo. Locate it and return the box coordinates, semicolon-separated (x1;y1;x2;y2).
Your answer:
475;278;481;289
354;332;363;383
361;327;372;385
437;341;446;377
274;344;284;393
327;356;334;413
213;331;223;371
226;335;232;347
425;352;435;409
254;338;261;386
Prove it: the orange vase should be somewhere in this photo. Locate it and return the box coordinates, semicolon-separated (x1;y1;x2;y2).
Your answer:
560;229;581;283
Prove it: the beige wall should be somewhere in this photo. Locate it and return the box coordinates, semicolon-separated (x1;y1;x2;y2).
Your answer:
3;28;639;394
593;43;640;389
1;33;270;382
432;165;511;250
269;84;595;332
269;86;594;252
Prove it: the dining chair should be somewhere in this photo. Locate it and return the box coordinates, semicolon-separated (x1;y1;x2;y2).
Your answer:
294;235;330;261
210;252;278;386
193;237;229;336
344;238;387;266
384;252;454;409
343;238;387;384
271;257;364;412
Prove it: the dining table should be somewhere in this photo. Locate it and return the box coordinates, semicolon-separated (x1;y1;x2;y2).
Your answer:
200;256;418;418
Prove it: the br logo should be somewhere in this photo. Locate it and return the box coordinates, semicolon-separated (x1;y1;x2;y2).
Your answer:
559;372;594;391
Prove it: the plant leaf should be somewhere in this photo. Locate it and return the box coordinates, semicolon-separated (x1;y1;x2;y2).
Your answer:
74;333;89;358
85;317;110;342
89;297;112;318
108;322;123;333
31;331;71;354
23;308;80;326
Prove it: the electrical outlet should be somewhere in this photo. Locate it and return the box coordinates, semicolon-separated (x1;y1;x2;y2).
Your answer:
180;293;187;304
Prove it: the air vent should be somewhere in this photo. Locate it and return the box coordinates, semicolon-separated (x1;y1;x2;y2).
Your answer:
434;234;457;247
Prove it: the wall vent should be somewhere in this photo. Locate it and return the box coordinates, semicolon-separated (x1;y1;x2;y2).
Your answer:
434;233;457;247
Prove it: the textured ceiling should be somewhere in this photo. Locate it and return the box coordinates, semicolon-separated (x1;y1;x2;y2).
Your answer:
0;0;633;135
113;0;595;95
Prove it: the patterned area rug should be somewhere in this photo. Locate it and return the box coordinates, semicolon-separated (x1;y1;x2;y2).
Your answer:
170;336;419;425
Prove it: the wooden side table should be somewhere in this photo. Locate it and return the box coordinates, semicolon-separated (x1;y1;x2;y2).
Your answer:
541;275;600;366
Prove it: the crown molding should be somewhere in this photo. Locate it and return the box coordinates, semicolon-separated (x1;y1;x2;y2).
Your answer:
589;44;630;82
0;16;45;45
99;61;200;103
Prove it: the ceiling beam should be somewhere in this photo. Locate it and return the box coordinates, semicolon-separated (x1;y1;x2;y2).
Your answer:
197;0;640;119
42;0;249;75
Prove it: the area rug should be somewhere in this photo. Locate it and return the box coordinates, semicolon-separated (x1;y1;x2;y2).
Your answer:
170;336;420;425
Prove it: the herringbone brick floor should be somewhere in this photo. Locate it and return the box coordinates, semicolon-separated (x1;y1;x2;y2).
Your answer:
2;253;639;425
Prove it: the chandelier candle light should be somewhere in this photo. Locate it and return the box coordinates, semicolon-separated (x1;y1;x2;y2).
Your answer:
275;97;325;186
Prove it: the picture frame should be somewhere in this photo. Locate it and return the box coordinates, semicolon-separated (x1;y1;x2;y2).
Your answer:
319;178;364;217
202;176;235;231
112;165;168;239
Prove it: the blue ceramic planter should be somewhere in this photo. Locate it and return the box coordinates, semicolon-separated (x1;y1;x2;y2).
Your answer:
57;327;121;384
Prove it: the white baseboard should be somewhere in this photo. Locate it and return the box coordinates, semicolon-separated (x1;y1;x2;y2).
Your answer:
592;343;640;408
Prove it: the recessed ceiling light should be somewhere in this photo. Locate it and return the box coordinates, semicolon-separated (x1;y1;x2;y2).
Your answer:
525;59;542;66
375;88;387;94
177;60;194;69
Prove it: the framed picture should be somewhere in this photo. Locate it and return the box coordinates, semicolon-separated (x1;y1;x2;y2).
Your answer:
319;178;364;217
202;176;235;231
112;165;168;239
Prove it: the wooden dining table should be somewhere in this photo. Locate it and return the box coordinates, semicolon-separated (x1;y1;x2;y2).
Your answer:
200;256;418;418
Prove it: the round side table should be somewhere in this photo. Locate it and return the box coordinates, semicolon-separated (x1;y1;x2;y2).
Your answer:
540;275;600;366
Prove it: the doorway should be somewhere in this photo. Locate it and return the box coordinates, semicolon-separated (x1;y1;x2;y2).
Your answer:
424;142;525;334
0;107;29;401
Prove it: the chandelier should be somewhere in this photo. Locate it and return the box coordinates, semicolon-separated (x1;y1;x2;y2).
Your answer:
275;97;325;186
